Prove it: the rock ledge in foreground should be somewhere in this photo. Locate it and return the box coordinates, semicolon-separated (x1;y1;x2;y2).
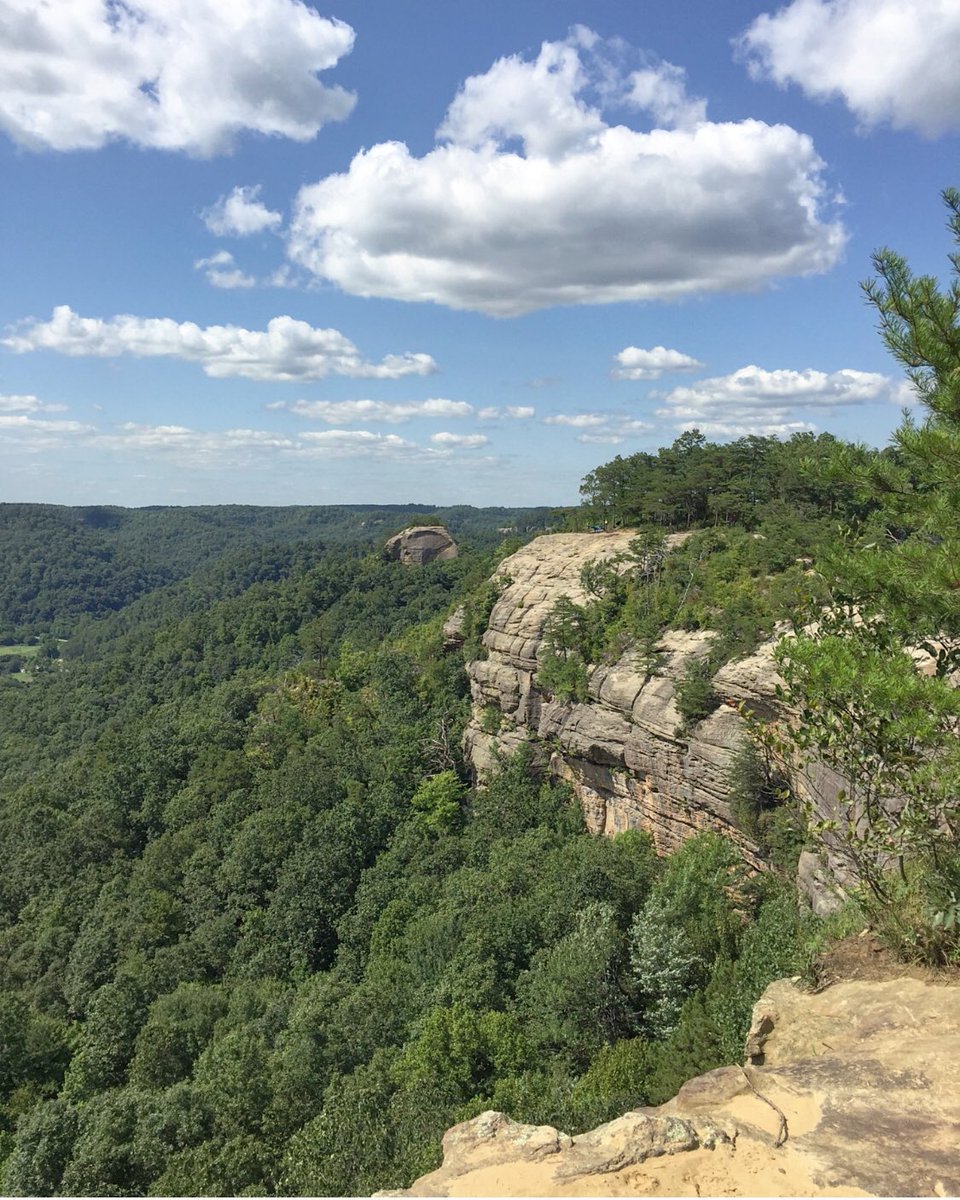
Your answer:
382;974;960;1198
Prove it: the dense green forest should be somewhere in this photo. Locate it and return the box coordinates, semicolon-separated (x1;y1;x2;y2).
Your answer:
0;496;821;1195
0;503;553;640
2;196;960;1195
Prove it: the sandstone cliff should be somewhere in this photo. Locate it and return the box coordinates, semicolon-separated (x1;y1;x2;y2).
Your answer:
462;531;853;900
384;525;459;565
383;972;960;1197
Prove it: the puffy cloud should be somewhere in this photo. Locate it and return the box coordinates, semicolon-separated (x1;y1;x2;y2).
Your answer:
287;28;844;316
626;62;707;129
658;365;911;436
4;306;437;381
0;393;66;413
0;413;93;436
298;430;442;460
266;265;300;289
93;424;296;457
477;405;535;420
430;431;489;448
0;393;86;445
739;0;960;137
0;0;356;155
577;418;654;444
272;397;472;424
203;186;283;236
544;412;609;428
194;251;255;290
546;411;653;443
612;345;704;381
436;25;606;160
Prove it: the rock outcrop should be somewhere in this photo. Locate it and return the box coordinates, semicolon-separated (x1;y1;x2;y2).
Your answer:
441;605;466;651
461;531;858;904
384;526;459;566
463;533;776;869
384;974;960;1197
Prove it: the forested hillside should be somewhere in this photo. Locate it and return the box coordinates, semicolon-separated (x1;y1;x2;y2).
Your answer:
0;503;552;640
0;506;820;1196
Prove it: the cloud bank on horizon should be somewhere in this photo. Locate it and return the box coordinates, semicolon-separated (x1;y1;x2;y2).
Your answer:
0;0;957;505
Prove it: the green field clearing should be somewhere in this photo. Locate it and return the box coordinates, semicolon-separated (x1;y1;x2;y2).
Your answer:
0;643;40;657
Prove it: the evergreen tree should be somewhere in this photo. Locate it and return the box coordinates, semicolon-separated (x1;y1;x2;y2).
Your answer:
777;190;960;961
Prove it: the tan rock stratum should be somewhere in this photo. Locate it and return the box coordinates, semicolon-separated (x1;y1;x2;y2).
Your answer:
462;531;854;910
383;526;459;565
384;974;960;1198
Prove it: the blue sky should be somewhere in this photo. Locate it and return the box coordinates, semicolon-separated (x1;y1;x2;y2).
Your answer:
1;0;959;508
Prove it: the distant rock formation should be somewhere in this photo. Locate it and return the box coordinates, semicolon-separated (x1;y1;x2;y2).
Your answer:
383;525;459;566
384;974;960;1197
461;531;853;908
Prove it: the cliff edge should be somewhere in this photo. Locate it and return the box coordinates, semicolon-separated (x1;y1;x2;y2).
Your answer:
462;531;851;909
384;972;960;1197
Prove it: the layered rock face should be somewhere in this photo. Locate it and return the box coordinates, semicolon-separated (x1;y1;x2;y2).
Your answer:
384;526;459;565
463;532;776;870
385;975;960;1197
462;531;856;906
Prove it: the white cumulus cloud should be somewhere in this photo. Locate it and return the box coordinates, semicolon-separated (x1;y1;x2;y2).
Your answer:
544;413;609;428
658;365;911;436
28;418;494;469
613;345;704;381
430;431;489;448
286;28;844;316
626;62;707;129
4;306;437;382
0;414;91;433
270;398;473;424
436;25;606;160
298;430;442;460
203;185;283;236
0;0;356;156
94;423;296;455
545;411;653;443
194;251;255;290
477;405;535;420
0;393;66;413
739;0;960;137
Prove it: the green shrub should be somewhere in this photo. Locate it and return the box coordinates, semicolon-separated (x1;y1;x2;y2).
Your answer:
726;739;804;870
673;657;720;728
410;771;466;835
567;1037;652;1130
480;705;503;734
536;651;589;703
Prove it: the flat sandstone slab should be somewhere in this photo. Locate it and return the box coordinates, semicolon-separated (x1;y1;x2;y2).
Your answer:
384;975;960;1198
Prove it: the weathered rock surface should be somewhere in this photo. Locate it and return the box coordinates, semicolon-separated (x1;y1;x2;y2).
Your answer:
461;531;860;904
384;525;459;565
384;974;960;1197
441;605;466;650
463;532;778;872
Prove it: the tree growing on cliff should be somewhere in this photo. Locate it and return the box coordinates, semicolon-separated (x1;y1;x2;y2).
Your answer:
536;595;590;702
777;189;960;962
